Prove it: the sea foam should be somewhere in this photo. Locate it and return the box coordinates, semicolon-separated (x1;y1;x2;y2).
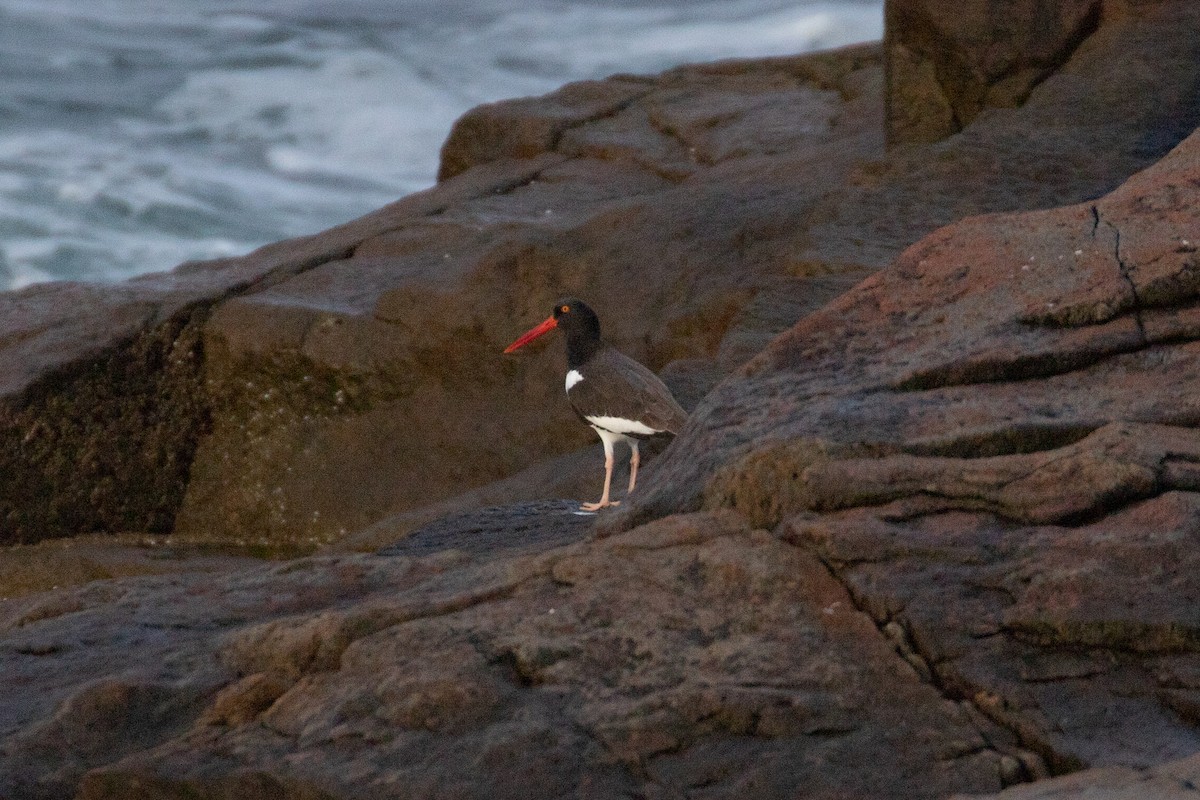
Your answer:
0;0;882;290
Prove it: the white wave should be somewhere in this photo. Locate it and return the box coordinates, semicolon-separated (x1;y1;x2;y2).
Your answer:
0;0;882;290
486;3;882;76
154;50;462;189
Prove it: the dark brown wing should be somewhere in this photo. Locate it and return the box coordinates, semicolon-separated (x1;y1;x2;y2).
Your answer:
567;346;688;434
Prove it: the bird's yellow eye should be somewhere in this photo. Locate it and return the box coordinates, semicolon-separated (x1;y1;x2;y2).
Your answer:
561;305;570;313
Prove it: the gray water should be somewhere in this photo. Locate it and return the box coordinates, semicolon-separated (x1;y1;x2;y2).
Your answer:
0;0;881;289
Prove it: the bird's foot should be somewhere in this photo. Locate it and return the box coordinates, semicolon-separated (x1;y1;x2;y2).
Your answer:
580;499;620;512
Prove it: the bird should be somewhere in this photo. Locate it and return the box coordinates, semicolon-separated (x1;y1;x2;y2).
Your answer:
503;298;688;511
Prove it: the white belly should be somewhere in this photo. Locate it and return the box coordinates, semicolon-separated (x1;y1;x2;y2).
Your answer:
585;415;660;436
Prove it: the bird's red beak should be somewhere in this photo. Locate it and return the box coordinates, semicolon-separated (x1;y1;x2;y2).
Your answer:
503;316;557;353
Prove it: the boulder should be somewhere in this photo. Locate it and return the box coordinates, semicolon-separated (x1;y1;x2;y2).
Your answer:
170;47;887;548
0;158;588;544
619;122;1200;530
602;67;1200;793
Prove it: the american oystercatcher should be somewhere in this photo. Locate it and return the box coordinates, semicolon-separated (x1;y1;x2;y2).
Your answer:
504;298;688;511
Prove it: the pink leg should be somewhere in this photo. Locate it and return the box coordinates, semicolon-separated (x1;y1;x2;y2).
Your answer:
627;439;640;496
581;429;621;511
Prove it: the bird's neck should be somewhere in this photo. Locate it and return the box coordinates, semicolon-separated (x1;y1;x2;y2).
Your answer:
565;331;604;369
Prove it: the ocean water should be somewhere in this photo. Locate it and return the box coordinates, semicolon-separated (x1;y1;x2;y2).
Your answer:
0;0;882;290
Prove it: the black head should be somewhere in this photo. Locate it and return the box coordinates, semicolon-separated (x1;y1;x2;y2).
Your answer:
503;297;604;367
551;298;603;366
551;298;600;338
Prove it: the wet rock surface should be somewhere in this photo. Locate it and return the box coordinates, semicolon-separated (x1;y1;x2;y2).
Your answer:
5;484;1199;797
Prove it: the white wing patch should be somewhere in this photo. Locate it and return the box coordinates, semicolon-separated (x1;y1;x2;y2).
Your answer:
565;369;584;391
586;415;660;436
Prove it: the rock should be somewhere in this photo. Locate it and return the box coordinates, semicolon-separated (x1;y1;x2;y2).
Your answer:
783;488;1200;774
885;0;1102;144
948;751;1200;799
0;288;208;543
198;671;294;727
593;38;1200;790
374;499;595;559
709;422;1199;528
0;545;397;799
619;122;1200;531
0;534;265;602
0;509;1024;799
8;481;1198;797
437;78;651;181
0;155;586;545
169;47;887;548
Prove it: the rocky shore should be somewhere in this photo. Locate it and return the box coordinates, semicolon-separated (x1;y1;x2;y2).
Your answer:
2;1;1200;798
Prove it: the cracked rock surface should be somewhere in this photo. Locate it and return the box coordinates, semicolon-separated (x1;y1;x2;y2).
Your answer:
600;75;1200;797
2;512;1017;799
624;123;1200;530
785;486;1200;775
